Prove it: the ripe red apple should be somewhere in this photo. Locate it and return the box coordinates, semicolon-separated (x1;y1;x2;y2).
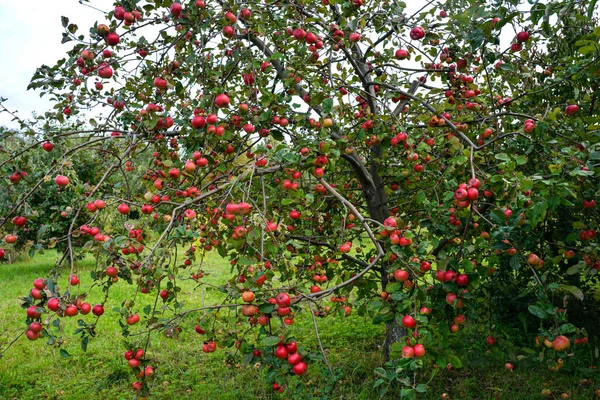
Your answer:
65;305;78;317
287;352;301;365
79;302;91;315
505;362;514;371
118;203;130;215
33;278;46;290
402;345;415;358
12;216;26;226
195;324;206;334
30;321;43;333
106;32;120;46
394;269;409;282
454;188;468;201
126;314;140;325
467;188;479;201
170;2;182;16
339;242;352;253
26;330;39;340
401;315;416;329
292;361;307;375
583;199;596;209
215;94;230;108
516;31;530;42
68;274;79;285
144;366;154;377
486;336;497;346
92;304;104;316
154;77;168;90
276;292;291;307
414;344;426;357
565;104;579;116
395;49;408;59
275;345;288;359
285;341;297;354
27;305;41;319
42;142;54;152
106;266;118;277
48;298;60;312
128;358;141;368
456;274;469;286
552;335;570;351
98;64;113;79
55;175;69;186
419;307;431;315
527;253;540;266
410;26;425;40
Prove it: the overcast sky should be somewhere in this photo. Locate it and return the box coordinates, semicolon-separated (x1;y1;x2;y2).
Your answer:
0;0;105;128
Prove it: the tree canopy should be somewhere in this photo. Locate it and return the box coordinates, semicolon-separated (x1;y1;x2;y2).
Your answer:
1;0;599;398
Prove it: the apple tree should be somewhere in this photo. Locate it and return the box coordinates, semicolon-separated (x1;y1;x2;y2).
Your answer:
1;0;599;397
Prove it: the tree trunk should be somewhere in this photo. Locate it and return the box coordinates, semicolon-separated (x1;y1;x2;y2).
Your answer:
380;269;406;361
384;323;405;361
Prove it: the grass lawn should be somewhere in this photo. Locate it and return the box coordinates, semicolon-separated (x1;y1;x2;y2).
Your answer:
0;251;597;399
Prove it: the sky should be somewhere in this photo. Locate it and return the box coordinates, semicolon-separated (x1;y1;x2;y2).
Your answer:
0;0;104;128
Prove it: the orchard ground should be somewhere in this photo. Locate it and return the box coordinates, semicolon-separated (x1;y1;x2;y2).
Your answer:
0;250;596;399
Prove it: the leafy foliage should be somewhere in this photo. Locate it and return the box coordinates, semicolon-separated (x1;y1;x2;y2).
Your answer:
0;0;599;397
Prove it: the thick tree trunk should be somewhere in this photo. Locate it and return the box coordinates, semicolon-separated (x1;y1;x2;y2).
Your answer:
384;323;405;361
380;270;406;361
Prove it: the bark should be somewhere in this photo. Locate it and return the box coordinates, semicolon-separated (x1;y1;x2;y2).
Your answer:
381;270;406;361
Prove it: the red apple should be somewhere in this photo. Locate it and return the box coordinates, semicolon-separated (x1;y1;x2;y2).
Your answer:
55;175;69;186
565;104;579;116
215;93;230;108
401;315;416;329
118;203;131;215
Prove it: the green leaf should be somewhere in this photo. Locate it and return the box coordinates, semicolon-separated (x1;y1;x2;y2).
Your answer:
270;129;283;141
467;29;485;51
60;349;70;358
237;257;253;266
258;303;275;314
261;336;280;347
509;254;521;270
322;98;334;114
415;384;427;393
560;285;584;301
81;336;89;352
558;323;577;334
435;356;446;368
386;282;401;293
447;354;462;369
528;304;548;319
495;153;510;161
566;265;582;275
61;16;69;28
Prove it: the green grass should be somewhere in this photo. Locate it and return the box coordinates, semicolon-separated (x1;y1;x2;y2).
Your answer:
0;251;597;399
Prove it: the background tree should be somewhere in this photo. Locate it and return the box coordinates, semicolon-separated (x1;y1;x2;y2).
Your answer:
0;0;599;398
